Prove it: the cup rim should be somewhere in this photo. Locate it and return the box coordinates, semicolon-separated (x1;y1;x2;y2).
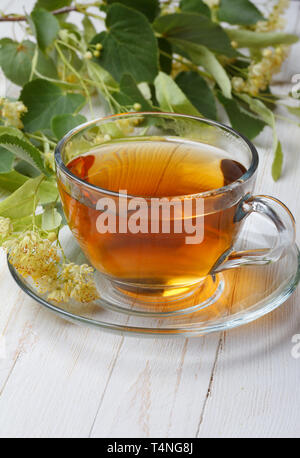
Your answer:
54;111;259;199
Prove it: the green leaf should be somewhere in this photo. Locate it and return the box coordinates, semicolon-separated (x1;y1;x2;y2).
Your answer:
87;60;118;90
92;4;159;83
179;42;232;98
114;74;153;111
227;29;298;48
0;171;58;203
286;106;300;118
34;0;72;10
0;40;57;86
0;127;25;174
51;113;87;140
153;13;237;57
42;207;62;231
218;93;266;139
236;94;283;180
86;61;118;111
237;94;274;127
218;0;264;25
0;171;28;193
14;160;41;178
272;141;283;181
106;0;160;22
30;8;60;51
0;126;25;139
0;149;14;174
0;175;43;219
82;16;97;43
11;214;43;233
20;79;85;132
154;72;200;116
180;0;211;18
0;135;47;175
158;38;173;74
175;71;217;120
38;179;59;204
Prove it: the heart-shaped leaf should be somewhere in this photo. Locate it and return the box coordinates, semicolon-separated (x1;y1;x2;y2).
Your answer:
0;149;14;174
92;4;159;83
0;175;43;219
114;74;153;111
218;0;265;25
218;93;266;139
175;71;217;120
51;113;87;140
153;13;237;57
180;0;211;18
20;79;86;132
177;42;232;99
0;134;47;175
30;8;60;51
0;127;25;174
106;0;160;22
0;40;57;86
34;0;72;10
154;72;200;115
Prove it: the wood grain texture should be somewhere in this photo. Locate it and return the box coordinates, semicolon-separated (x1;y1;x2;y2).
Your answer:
0;0;299;438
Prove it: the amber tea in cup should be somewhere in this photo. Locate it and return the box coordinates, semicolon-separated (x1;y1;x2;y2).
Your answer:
56;113;295;313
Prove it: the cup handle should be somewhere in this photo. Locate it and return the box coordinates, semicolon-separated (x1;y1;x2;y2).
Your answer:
213;195;296;273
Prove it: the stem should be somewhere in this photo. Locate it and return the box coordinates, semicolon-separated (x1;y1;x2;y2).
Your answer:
27;133;57;148
159;49;213;80
54;41;94;116
275;113;300;126
0;2;104;22
32;176;45;227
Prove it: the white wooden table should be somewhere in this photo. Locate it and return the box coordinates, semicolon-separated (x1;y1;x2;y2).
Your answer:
0;0;300;439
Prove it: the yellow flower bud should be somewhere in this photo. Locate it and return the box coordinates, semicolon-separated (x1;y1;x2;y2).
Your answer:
84;51;93;60
262;48;273;58
48;233;57;243
96;43;103;50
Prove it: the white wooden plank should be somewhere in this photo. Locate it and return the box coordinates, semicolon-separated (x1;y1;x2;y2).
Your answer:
89;335;221;438
0;309;126;438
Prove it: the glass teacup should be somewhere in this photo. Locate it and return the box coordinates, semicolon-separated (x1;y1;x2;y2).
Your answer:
55;113;295;314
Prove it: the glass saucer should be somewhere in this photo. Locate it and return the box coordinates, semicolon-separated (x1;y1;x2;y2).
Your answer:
7;227;300;338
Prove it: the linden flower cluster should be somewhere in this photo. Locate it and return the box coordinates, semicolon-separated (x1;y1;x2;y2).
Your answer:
2;229;99;304
232;45;289;96
0;217;12;239
255;0;289;32
0;98;27;129
3;231;59;281
49;263;99;303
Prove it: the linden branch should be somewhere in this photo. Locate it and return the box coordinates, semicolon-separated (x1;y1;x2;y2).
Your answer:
0;2;104;22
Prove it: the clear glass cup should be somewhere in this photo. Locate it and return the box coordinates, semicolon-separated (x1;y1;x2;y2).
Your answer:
55;112;295;314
